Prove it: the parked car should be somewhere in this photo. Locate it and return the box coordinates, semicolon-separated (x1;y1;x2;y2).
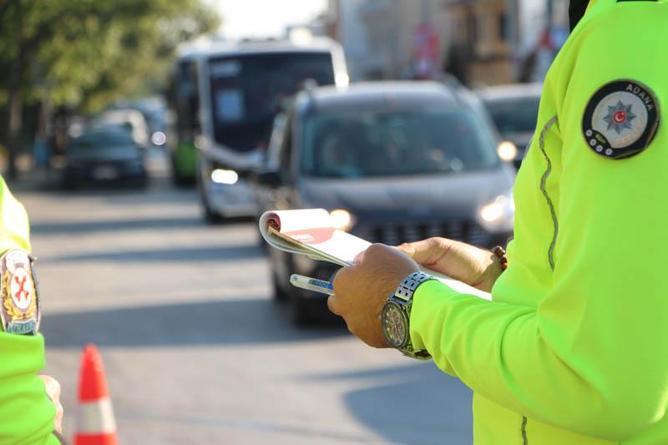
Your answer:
477;83;542;168
91;109;151;149
112;98;168;148
254;81;515;323
62;126;148;189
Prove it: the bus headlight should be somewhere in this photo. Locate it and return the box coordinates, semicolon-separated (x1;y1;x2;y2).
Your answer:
330;209;355;232
211;169;239;185
478;194;514;233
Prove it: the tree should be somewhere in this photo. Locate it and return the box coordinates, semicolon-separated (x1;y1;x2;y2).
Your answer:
0;0;220;180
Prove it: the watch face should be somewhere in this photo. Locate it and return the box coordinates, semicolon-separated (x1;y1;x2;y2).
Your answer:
382;302;408;348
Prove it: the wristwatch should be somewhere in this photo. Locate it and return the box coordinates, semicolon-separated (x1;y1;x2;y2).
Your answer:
381;271;435;360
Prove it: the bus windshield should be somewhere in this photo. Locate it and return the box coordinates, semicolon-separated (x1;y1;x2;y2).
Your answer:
209;52;335;152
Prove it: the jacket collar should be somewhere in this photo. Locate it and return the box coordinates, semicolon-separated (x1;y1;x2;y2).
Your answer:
569;0;591;30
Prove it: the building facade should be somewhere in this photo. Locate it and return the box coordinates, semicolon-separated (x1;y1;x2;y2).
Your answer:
325;0;567;86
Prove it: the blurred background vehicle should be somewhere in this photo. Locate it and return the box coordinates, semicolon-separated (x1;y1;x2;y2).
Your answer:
477;83;543;169
91;109;151;150
166;37;349;221
61;126;147;189
255;81;515;323
115;97;169;149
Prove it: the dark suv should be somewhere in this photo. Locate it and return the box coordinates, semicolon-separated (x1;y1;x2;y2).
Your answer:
255;81;515;323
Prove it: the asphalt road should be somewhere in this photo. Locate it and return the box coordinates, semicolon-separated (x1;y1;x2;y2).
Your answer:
14;152;473;445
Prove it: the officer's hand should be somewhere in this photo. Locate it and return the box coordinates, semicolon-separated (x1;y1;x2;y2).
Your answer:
328;244;419;348
40;375;63;435
398;237;502;293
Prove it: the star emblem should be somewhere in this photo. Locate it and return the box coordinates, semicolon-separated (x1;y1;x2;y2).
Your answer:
604;100;636;135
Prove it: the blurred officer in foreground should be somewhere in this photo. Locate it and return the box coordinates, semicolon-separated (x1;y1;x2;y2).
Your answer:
0;176;64;443
329;1;668;444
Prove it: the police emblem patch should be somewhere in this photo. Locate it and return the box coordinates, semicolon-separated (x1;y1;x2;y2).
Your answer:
582;80;660;159
0;250;39;335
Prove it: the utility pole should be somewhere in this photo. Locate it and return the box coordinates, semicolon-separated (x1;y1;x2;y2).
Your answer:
421;0;432;24
508;0;520;49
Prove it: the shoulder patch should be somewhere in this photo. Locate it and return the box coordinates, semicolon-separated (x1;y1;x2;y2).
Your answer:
0;250;40;335
582;80;660;160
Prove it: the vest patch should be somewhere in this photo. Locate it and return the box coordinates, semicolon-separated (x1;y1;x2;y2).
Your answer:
582;80;660;159
0;250;39;335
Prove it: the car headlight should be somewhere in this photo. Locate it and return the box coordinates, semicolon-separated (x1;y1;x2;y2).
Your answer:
329;209;355;232
477;193;514;233
497;141;518;162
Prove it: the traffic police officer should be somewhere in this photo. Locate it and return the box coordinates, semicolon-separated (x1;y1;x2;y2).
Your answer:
329;0;668;443
0;176;64;443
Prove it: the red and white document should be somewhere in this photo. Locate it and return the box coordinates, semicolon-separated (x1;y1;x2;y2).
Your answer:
260;209;368;266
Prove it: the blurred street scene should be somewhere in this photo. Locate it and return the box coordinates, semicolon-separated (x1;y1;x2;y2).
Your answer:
0;0;570;443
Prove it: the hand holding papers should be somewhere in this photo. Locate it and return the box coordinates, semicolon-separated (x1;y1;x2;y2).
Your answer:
259;209;491;300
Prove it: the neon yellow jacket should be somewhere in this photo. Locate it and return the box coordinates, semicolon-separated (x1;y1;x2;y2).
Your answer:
0;176;59;444
410;1;668;443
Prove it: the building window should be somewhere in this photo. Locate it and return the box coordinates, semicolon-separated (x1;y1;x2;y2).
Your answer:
499;11;508;42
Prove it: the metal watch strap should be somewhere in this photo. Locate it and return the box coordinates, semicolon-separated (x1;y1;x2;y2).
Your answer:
392;271;434;360
394;271;433;302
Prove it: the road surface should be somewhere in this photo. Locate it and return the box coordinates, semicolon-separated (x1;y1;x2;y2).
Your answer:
15;154;472;444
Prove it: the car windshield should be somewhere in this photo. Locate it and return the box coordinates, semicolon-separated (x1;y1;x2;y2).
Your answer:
70;130;134;150
209;52;335;152
485;97;540;134
301;108;500;179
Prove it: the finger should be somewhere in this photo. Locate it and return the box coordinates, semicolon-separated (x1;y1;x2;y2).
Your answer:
353;242;388;264
352;249;365;264
327;294;341;315
361;243;401;267
53;400;64;434
39;375;64;434
396;242;415;255
332;264;356;293
39;375;61;400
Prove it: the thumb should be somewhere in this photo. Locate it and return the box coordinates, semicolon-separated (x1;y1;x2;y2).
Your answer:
398;238;451;268
399;238;484;284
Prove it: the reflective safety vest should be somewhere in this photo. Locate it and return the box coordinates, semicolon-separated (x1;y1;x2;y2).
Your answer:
410;0;668;443
0;176;60;444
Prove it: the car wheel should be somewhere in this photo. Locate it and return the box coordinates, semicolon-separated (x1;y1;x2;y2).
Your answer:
203;205;223;224
292;293;316;326
133;173;149;189
271;268;289;303
291;293;334;326
257;226;269;253
61;177;79;191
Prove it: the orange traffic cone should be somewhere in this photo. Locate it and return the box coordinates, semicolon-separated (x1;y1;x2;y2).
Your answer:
74;344;118;445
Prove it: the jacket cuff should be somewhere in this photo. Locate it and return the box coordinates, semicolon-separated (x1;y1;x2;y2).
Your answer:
409;279;459;352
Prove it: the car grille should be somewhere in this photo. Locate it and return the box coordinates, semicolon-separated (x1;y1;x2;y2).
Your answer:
355;220;492;247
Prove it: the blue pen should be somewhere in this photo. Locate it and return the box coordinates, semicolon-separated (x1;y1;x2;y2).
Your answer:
290;274;334;296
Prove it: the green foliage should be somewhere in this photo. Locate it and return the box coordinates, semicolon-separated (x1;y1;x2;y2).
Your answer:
0;0;220;112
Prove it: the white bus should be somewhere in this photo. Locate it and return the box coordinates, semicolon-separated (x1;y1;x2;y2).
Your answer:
181;37;348;222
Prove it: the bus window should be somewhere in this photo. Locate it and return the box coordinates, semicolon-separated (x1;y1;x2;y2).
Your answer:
207;52;335;153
